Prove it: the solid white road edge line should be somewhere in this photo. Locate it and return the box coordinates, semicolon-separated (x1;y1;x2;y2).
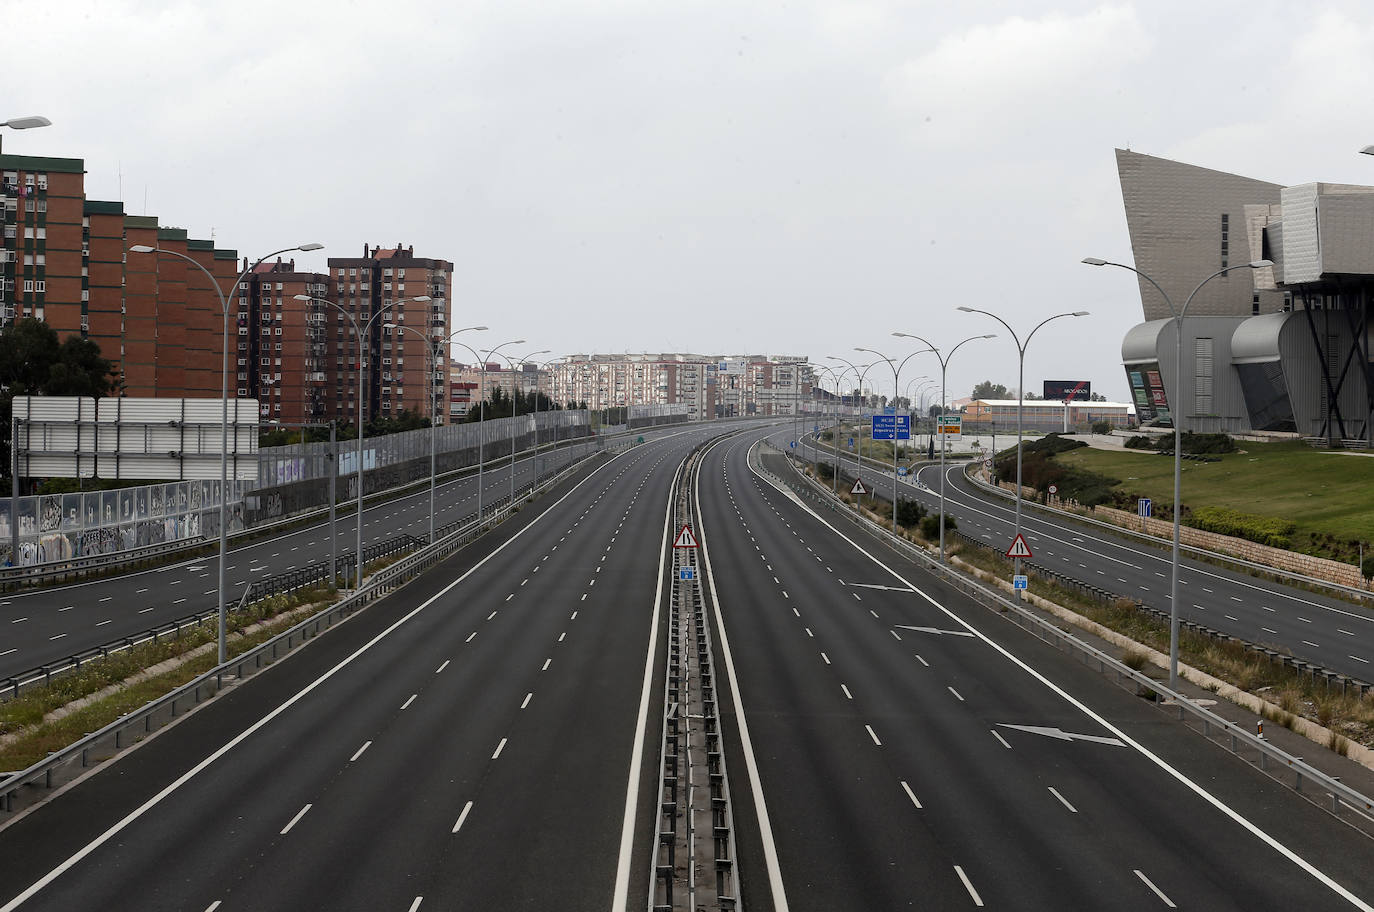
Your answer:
753;441;1374;912
0;437;649;912
609;449;680;912
695;436;792;912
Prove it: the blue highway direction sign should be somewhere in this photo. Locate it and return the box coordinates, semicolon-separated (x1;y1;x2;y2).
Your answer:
871;414;911;440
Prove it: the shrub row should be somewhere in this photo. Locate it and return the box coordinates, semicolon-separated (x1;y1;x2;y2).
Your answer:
1190;505;1297;549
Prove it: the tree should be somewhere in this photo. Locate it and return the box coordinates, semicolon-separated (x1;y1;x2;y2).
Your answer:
0;319;117;481
971;380;1010;400
1090;392;1107;401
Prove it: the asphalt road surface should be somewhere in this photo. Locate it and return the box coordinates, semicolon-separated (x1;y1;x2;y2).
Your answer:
695;429;1374;911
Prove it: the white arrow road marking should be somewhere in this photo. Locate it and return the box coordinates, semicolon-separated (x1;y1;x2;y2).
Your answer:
844;582;916;592
997;724;1124;746
895;625;976;637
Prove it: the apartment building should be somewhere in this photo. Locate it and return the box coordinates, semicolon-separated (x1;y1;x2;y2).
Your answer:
326;244;453;426
548;353;813;419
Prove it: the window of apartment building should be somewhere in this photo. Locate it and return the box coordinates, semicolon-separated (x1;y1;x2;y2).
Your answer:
3;226;13;239
240;281;249;290
35;175;46;191
1252;292;1260;316
35;280;44;293
336;269;345;278
1283;292;1293;312
23;200;33;212
35;201;44;213
3;199;14;212
238;388;247;396
260;357;270;366
275;327;283;335
275;343;282;350
1220;213;1229;269
23;175;33;188
22;280;32;292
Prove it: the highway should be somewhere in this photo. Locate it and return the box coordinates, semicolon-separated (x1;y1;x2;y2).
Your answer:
0;423;739;911
695;430;1374;910
0;432;612;681
791;427;1374;682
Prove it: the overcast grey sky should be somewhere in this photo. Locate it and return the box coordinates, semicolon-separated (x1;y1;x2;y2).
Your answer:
10;0;1374;402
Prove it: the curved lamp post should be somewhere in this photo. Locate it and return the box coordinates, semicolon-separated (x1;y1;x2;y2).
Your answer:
826;356;878;483
293;293;431;591
956;307;1088;578
451;338;526;522
811;363;847;491
891;331;996;560
384;322;486;543
857;347;934;536
129;242;323;664
497;349;550;508
1080;257;1270;688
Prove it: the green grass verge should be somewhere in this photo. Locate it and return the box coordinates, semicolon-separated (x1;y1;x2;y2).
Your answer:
1056;440;1374;561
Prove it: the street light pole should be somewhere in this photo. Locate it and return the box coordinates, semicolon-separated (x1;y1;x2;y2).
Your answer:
812;364;845;491
294;293;431;590
452;339;526;523
385;322;487;543
955;307;1089;580
826;356;878;483
1081;257;1271;689
890;332;996;560
856;347;933;537
131;241;322;665
498;349;550;509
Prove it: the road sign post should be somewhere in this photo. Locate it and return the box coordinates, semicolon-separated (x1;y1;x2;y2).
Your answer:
870;414;910;441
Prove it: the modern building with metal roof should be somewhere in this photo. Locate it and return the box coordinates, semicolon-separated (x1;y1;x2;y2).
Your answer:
1114;150;1372;446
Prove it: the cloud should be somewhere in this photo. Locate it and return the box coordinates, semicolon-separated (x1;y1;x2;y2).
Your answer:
885;5;1150;144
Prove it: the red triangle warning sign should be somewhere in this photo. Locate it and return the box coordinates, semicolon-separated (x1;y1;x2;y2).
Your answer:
674;524;699;548
850;478;867;495
1006;534;1032;558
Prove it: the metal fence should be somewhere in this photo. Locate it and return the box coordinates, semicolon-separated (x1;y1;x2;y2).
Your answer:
0;410;591;568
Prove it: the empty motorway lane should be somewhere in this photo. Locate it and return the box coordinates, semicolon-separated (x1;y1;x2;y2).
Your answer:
695;429;1374;910
0;425;730;911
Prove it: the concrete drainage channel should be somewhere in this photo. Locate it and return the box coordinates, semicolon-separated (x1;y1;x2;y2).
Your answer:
651;448;741;911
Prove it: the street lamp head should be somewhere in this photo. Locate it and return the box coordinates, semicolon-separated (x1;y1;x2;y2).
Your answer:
411;295;433;302
979;333;997;339
129;244;155;253
298;242;325;252
292;294;312;301
3;116;51;130
1071;311;1090;317
1248;259;1274;269
1362;146;1374;156
1081;257;1109;266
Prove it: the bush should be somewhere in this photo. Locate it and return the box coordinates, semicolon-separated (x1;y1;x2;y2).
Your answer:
895;498;926;528
920;513;955;538
1090;420;1113;435
1362;552;1374;581
1124;435;1156;450
1190;506;1296;549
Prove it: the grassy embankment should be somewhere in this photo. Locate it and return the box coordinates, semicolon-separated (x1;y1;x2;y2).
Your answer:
1052;439;1374;562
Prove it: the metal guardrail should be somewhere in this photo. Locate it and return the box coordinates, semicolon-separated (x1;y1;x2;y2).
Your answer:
960;462;1374;603
0;443;610;815
949;529;1374;698
751;442;1374;826
651;446;741;911
0;443;607;701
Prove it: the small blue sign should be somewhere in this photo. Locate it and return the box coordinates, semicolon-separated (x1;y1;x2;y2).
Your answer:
1013;574;1028;590
790;440;797;448
871;414;911;440
849;437;855;448
897;467;908;476
679;567;695;581
1138;498;1152;518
